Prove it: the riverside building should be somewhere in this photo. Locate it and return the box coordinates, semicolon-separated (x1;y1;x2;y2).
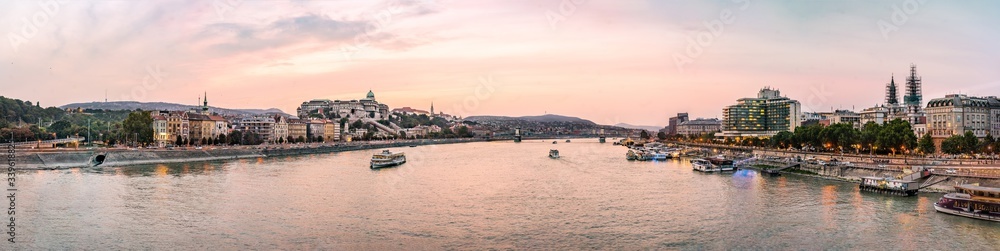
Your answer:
297;90;390;120
926;94;1000;149
721;87;801;138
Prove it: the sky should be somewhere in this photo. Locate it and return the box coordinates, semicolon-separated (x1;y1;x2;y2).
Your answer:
2;0;999;126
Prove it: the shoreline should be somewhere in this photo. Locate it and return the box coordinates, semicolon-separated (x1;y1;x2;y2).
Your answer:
14;138;489;170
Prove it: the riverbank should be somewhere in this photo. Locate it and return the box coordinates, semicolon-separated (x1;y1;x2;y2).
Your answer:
13;138;486;170
671;141;1000;193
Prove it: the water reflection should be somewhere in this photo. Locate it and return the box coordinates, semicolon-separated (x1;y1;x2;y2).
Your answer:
12;141;1000;250
821;185;837;229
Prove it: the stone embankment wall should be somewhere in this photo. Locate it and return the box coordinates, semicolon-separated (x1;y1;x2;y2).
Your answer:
758;159;1000;191
14;138;485;170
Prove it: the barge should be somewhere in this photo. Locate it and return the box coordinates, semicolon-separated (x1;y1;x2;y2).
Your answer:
859;177;918;196
934;184;1000;222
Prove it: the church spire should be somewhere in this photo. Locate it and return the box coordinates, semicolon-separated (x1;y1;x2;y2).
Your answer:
201;92;210;115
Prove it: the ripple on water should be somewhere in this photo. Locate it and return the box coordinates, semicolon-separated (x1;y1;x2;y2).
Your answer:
12;140;1000;249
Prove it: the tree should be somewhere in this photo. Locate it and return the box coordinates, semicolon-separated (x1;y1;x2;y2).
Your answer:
229;131;243;145
287;136;294;144
122;111;154;145
860;122;881;154
793;124;824;150
982;134;996;154
297;136;305;143
316;136;324;143
176;135;183;146
770;131;794;149
941;134;964;155
656;131;667;140
917;133;935;155
962;131;979;155
819;123;858;152
640;130;650;140
218;134;227;145
456;126;471;138
877;119;916;155
48;120;73;138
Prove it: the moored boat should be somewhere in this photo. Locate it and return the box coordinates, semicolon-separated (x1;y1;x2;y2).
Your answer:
370;150;406;169
934;184;1000;222
549;149;560;159
691;157;734;172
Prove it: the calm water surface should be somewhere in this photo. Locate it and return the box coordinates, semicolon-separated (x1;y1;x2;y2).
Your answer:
13;140;1000;249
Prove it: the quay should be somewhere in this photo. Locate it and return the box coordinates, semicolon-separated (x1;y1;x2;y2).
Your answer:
674;141;1000;193
13;138;485;170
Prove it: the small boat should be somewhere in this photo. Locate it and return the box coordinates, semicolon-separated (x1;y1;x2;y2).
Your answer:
552;141;557;144
408;145;417;147
549;149;560;159
370;150;406;169
934;184;1000;222
565;139;571;143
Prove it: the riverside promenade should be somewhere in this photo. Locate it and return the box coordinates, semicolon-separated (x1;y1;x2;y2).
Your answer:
13;138;486;170
671;141;1000;190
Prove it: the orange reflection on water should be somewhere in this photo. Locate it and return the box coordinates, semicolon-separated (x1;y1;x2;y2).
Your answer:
821;185;837;228
915;196;929;215
155;164;169;177
203;162;214;173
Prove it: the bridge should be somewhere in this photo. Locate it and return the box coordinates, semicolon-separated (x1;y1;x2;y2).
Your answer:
7;137;85;148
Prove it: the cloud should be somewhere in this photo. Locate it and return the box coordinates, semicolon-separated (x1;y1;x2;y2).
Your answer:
198;13;370;56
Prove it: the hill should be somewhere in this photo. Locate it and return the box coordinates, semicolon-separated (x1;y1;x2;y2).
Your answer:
0;96;65;127
465;114;596;125
60;101;289;116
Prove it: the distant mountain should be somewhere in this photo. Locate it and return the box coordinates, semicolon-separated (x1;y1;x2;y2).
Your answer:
466;114;596;125
614;123;664;132
59;101;289;116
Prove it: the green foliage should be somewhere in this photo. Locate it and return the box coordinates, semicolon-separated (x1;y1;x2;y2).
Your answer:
940;134;963;155
657;131;667;140
123;111;154;145
640;130;650;139
0;96;65;127
917;133;935;155
229;131;243;145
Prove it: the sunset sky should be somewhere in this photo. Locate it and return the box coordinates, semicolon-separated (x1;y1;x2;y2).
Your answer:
2;0;999;126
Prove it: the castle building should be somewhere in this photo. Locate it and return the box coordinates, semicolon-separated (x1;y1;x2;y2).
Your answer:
297;90;389;120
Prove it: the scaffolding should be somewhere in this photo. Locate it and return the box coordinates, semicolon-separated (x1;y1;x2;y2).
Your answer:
885;75;899;105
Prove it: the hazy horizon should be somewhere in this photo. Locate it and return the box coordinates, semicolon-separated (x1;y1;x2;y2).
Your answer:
4;0;1000;126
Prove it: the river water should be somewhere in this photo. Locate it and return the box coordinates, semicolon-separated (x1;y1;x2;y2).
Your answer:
11;139;1000;249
